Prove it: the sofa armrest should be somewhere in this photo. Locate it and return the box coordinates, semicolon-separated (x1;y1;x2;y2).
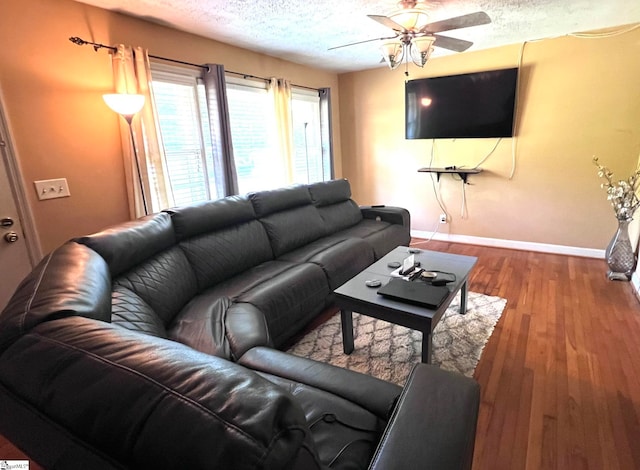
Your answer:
238;346;401;420
226;302;273;360
360;206;410;228
369;364;480;470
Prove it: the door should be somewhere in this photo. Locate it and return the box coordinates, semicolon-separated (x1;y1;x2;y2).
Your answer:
0;98;35;311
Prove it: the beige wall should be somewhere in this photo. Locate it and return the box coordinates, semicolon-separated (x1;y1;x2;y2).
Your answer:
0;0;341;254
2;0;638;255
339;27;640;250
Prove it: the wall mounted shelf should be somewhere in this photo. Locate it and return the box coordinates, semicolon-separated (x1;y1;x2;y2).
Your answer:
417;167;483;184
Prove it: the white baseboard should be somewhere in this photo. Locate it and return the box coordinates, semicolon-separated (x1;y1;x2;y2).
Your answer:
632;272;640;301
410;230;605;259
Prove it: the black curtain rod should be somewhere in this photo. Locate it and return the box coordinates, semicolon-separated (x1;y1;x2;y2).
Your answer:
69;36;321;92
224;70;318;92
69;37;208;70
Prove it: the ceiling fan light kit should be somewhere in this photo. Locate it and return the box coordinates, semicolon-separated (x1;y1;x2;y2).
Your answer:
410;35;436;67
381;35;435;69
331;1;491;75
380;39;404;69
389;6;430;31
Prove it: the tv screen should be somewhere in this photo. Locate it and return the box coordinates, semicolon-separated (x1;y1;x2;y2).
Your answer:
405;68;518;139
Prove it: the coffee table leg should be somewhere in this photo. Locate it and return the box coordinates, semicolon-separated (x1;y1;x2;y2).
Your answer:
460;280;469;314
422;330;433;364
340;309;354;355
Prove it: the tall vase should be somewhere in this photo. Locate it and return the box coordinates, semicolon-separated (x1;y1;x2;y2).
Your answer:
605;217;636;281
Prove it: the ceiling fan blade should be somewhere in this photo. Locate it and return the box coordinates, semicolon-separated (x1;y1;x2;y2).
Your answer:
367;14;407;32
432;34;473;52
329;36;397;51
421;11;491;34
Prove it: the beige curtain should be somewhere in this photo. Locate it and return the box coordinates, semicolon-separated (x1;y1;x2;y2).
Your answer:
268;78;294;184
110;45;173;218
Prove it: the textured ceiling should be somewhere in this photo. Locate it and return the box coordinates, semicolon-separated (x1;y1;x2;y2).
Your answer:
73;0;640;73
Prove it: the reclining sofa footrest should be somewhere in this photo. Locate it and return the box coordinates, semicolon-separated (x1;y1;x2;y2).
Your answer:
368;364;480;470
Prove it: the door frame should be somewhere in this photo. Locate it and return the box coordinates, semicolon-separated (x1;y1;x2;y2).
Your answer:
0;88;42;266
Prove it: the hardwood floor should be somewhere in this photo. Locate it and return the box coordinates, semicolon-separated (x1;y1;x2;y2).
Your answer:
409;240;640;470
2;240;639;469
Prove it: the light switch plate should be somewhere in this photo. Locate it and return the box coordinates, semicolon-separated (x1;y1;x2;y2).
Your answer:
34;178;71;200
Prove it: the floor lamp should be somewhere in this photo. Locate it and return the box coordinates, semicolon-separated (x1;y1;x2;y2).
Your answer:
103;93;149;215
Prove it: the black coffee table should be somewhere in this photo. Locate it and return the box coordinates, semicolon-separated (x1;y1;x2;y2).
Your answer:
333;246;478;364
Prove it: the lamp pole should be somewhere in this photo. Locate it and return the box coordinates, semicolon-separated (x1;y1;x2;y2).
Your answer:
103;93;149;215
122;114;148;215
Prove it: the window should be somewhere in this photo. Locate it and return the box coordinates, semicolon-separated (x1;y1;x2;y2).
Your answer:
226;76;332;194
151;67;218;206
150;65;333;205
292;88;324;183
225;77;282;194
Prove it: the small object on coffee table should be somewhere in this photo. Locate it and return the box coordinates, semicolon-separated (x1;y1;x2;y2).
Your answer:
365;279;382;288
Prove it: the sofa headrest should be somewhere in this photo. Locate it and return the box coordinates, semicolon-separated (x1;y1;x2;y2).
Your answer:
74;213;175;277
249;185;312;217
165;195;256;241
308;179;352;207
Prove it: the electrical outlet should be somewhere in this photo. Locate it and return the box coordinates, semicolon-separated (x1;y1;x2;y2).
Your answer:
34;178;71;200
439;213;447;224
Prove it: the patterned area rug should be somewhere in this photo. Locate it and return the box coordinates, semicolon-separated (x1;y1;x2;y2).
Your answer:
287;292;507;385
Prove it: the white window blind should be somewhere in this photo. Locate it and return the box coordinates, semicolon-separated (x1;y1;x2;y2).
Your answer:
151;67;218;206
151;66;333;202
291;89;324;184
226;76;330;194
225;78;279;194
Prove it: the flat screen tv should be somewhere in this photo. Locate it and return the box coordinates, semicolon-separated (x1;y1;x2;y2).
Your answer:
405;68;518;139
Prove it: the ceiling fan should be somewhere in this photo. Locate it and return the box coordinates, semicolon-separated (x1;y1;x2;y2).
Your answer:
330;0;491;73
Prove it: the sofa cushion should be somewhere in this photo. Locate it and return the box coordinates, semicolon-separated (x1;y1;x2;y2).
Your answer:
178;220;274;291
169;296;273;361
234;263;330;347
249;185;327;257
279;237;375;289
259;205;327;258
315;200;363;234
241;348;395;470
75;213;175;278
113;246;197;327
168;296;234;359
249;184;311;217
111;285;167;338
166;195;256;241
309;179;363;233
260;371;384;470
308;178;352;206
335;220;411;259
191;260;330;348
0;317;314;469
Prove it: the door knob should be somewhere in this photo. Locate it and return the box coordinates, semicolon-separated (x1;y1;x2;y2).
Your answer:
4;231;18;243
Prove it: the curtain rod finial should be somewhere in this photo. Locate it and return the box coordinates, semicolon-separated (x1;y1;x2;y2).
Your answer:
69;36;86;46
69;36;116;52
